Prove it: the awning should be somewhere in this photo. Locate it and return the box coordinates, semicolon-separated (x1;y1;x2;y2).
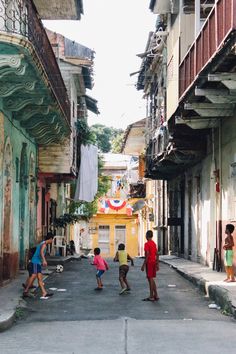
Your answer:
84;95;100;115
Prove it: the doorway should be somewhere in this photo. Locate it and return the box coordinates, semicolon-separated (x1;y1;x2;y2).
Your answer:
2;140;12;281
115;225;126;250
19;143;28;269
188;179;192;258
98;225;110;255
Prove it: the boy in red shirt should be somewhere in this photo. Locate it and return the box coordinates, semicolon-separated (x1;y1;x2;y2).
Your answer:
141;230;159;301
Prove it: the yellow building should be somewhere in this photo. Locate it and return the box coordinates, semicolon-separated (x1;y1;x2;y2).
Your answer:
89;153;141;258
90;203;139;258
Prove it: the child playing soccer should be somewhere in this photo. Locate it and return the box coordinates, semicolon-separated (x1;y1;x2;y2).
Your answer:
141;230;159;301
92;247;109;290
113;243;134;295
223;224;235;282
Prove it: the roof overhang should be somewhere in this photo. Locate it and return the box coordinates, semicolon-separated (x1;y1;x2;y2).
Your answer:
121;118;146;155
84;95;99;115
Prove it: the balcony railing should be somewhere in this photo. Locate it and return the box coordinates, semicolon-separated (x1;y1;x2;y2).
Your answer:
179;0;236;99
0;0;70;123
129;183;146;199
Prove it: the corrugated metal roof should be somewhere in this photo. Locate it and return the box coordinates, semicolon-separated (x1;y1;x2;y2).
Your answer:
65;38;94;60
84;95;99;115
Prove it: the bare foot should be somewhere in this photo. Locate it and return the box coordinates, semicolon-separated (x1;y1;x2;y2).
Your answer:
223;278;229;282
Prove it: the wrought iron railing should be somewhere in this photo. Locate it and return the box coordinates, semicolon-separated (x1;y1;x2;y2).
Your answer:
129;183;146;198
0;0;70;123
179;0;236;99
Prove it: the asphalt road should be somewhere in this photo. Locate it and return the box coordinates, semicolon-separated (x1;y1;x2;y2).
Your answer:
0;258;235;354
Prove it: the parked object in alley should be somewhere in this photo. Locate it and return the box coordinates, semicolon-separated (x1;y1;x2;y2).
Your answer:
91;248;109;290
141;230;159;302
66;240;76;255
56;265;64;273
113;243;134;294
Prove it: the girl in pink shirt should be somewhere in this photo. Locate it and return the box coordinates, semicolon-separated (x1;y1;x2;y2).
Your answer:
92;248;109;290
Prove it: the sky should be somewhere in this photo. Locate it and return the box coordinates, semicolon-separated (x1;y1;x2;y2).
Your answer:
43;0;155;130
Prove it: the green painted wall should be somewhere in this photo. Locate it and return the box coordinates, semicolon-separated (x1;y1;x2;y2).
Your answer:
0;102;37;263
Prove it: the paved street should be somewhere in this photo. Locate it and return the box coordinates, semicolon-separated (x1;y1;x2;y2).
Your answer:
0;258;235;354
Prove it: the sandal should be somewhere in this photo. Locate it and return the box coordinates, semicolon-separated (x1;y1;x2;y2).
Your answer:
45;293;54;297
142;297;155;302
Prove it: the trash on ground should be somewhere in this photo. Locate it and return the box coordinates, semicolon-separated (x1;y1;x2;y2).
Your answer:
208;303;218;309
164;311;169;314
57;289;67;292
49;288;58;291
168;284;176;287
183;318;192;321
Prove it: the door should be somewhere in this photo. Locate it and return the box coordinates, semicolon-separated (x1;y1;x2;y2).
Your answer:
115;225;126;250
98;225;110;255
2;140;12;280
19;143;28;269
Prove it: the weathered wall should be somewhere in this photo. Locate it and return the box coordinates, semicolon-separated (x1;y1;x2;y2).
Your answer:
0;107;37;282
169;115;236;268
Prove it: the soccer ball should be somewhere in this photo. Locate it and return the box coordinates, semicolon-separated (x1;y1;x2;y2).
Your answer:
56;264;64;273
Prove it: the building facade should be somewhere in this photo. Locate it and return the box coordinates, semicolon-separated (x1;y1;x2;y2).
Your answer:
0;0;86;284
138;0;236;269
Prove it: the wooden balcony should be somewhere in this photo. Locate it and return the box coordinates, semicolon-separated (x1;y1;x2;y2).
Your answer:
0;0;70;144
179;0;236;99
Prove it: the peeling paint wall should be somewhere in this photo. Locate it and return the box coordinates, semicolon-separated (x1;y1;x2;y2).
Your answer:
0;107;37;282
168;114;236;268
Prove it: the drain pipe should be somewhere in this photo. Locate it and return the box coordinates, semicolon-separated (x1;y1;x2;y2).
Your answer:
218;120;223;270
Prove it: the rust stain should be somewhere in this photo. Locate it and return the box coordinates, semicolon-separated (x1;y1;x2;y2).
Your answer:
0;252;18;285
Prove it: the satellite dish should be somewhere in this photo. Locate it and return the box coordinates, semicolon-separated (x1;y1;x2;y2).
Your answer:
132;200;146;212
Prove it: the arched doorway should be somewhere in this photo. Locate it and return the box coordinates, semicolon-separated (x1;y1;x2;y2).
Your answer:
2;139;13;281
29;153;36;247
19;143;28;269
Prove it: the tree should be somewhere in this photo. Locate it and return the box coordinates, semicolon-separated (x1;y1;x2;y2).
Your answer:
90;124;112;152
90;124;124;153
111;132;124;153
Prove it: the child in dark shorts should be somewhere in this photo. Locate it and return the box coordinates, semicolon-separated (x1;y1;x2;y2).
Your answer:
22;247;37;291
113;243;134;295
91;248;109;290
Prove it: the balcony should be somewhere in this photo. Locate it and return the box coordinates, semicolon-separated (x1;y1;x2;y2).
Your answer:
128;183;146;199
179;0;236;99
145;125;206;180
34;0;84;20
0;0;70;144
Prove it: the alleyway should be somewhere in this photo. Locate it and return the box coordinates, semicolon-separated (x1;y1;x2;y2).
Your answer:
0;258;235;353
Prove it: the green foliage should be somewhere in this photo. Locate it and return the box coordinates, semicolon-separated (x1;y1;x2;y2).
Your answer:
69;154;111;219
111;132;124;153
53;213;81;229
75;118;96;146
90;124;124;153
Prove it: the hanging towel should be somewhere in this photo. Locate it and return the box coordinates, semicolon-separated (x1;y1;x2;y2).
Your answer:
74;144;98;202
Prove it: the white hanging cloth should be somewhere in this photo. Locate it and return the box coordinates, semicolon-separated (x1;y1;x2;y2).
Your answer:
74;144;98;202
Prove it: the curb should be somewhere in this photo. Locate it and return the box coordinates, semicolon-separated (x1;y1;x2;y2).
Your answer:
0;268;56;332
0;310;15;332
161;260;236;319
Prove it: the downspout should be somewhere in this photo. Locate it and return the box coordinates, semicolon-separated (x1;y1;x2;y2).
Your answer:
218;120;222;270
195;0;201;37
